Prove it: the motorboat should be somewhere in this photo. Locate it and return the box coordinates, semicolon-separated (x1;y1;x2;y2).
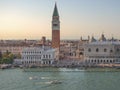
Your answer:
29;76;39;80
47;80;62;84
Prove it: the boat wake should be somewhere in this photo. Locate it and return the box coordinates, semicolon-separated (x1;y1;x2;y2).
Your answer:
41;77;50;80
45;80;62;85
29;76;39;80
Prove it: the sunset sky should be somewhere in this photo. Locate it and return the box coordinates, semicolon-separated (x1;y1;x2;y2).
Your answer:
0;0;120;40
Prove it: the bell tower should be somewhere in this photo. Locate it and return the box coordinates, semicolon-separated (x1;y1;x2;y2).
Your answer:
52;3;60;49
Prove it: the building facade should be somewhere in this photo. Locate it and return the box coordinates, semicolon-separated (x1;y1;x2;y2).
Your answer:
52;3;60;49
14;46;58;66
0;40;31;55
84;40;120;65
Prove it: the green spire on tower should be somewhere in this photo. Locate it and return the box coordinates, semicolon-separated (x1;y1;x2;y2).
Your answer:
53;3;59;16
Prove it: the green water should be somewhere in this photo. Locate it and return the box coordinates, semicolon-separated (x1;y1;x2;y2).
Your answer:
0;68;120;90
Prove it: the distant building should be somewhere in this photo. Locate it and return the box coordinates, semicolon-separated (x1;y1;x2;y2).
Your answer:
14;46;59;66
0;46;25;55
84;34;120;65
0;40;39;55
40;36;46;45
52;3;60;49
0;39;52;55
60;40;84;61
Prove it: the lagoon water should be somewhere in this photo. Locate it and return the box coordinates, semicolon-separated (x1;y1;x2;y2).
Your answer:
0;68;120;90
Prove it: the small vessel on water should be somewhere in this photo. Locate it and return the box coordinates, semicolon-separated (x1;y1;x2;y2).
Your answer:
41;77;50;80
46;80;62;84
29;76;39;80
51;80;62;84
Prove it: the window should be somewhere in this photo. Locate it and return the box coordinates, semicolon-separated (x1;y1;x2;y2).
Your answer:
43;55;45;58
49;61;51;64
88;48;91;52
104;48;107;52
79;52;83;55
91;60;93;62
94;60;96;63
107;60;109;63
49;55;51;58
96;48;99;52
110;60;112;63
110;49;113;53
104;60;105;63
46;55;48;59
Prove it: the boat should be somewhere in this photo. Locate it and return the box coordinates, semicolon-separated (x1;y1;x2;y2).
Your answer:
29;76;39;80
47;80;62;84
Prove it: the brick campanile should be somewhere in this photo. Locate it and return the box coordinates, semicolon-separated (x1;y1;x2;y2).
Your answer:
52;3;60;49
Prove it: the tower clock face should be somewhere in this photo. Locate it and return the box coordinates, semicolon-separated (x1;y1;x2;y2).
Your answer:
52;23;59;30
52;20;60;30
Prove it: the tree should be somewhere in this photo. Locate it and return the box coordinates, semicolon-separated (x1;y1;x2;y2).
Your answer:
14;53;21;59
1;50;15;64
0;51;2;64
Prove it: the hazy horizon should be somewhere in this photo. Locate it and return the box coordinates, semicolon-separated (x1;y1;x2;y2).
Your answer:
0;0;120;40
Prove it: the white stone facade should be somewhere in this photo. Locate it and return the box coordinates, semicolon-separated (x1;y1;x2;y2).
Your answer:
14;46;58;65
84;41;120;64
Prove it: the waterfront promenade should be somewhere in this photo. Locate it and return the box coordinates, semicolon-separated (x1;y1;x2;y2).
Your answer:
1;60;120;69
